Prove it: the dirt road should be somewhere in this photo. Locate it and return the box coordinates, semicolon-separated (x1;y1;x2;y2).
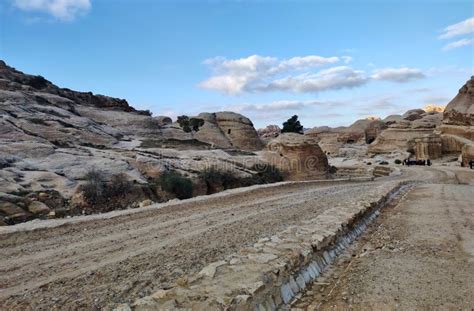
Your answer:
0;166;464;310
0;179;392;310
293;169;474;310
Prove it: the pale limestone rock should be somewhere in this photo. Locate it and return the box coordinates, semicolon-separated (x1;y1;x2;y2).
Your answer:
198;260;227;278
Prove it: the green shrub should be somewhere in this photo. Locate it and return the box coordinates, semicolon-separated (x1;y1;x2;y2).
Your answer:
394;159;402;165
177;115;204;133
159;171;193;199
81;169;106;205
200;168;239;193
106;173;133;197
251;164;284;184
379;161;389;165
281;115;303;134
81;170;133;206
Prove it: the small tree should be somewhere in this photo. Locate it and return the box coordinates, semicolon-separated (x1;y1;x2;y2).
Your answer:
281;115;303;134
177;115;204;133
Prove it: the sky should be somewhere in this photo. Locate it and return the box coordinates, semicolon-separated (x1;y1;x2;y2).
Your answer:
1;0;473;129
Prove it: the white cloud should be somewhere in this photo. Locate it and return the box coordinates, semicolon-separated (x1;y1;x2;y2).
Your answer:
442;38;474;51
278;55;339;70
371;67;425;83
200;55;425;95
227;99;333;113
265;66;369;92
438;17;474;39
199;54;341;94
13;0;91;21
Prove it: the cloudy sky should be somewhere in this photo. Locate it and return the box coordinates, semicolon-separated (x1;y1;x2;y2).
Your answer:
1;0;473;128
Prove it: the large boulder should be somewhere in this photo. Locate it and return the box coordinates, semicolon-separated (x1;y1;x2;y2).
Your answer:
192;112;263;151
263;133;329;180
215;112;263;151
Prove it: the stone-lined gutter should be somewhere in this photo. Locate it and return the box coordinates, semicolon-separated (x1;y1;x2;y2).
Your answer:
116;180;413;311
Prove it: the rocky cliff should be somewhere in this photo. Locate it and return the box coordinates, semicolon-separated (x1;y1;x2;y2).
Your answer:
439;76;474;166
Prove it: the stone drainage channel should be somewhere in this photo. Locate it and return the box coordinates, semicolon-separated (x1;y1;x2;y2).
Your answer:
277;182;416;309
123;181;417;311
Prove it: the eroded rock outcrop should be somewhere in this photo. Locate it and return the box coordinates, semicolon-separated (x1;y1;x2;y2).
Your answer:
263;133;329;180
306;118;386;156
192;112;263;151
443;76;474;126
439;76;474;163
368;111;442;155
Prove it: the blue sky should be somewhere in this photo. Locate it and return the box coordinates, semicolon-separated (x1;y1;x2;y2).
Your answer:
1;0;473;128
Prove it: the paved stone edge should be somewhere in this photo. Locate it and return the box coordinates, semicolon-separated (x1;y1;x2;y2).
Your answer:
116;180;412;311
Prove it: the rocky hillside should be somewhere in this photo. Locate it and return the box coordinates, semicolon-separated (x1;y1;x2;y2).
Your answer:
0;61;277;225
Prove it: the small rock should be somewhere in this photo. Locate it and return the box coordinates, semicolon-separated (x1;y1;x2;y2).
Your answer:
139;199;153;208
198;260;226;278
28;201;50;215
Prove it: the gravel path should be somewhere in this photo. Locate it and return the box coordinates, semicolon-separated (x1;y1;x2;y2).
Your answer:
292;168;474;310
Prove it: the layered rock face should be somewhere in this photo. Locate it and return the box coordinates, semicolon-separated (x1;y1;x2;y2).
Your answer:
263;133;329;180
414;134;442;160
443;76;474;126
439;76;474;164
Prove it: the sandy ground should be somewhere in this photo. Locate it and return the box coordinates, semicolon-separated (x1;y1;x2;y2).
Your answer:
0;166;468;310
292;168;474;310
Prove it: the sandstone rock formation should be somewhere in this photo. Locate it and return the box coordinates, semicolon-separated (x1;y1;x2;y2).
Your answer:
195;112;263;151
306;118;386;156
439;76;474;164
414;134;442;160
263;133;329;180
424;104;445;113
368;111;442;155
443;76;474;126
